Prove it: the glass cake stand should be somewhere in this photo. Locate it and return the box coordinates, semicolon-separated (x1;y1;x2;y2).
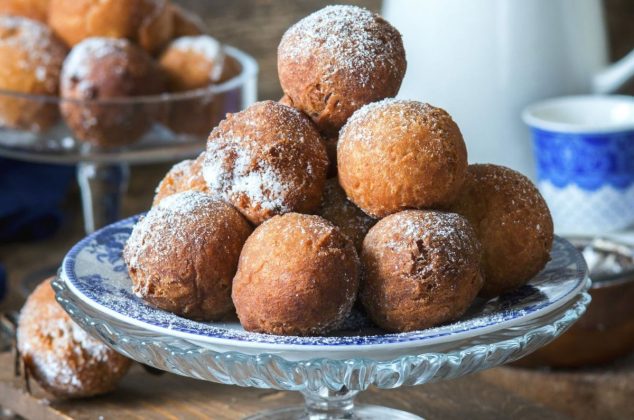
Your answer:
0;46;257;234
52;215;591;419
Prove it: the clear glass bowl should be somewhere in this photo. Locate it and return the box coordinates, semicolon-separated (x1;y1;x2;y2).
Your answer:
0;46;258;164
0;46;257;234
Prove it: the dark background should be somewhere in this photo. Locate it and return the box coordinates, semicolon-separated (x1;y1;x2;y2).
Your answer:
177;0;634;100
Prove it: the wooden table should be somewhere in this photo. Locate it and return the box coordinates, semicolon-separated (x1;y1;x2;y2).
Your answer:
0;350;632;419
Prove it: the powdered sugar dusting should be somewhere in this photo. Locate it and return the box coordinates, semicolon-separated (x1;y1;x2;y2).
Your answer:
66;214;585;346
125;191;231;269
204;137;291;213
153;154;209;206
340;99;454;147
168;35;225;81
470;164;549;213
458;164;554;237
378;210;480;269
279;5;404;88
170;35;222;60
17;283;125;394
61;37;130;94
202;101;328;223
0;16;66;93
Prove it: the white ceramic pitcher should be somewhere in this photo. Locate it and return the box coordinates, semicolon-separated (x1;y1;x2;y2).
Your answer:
383;0;634;178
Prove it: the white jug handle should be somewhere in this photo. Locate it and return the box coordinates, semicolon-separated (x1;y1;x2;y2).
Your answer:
593;49;634;94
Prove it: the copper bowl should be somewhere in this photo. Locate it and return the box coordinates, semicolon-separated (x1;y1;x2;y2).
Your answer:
515;238;634;368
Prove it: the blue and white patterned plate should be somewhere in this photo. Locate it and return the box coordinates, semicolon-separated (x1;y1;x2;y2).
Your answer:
59;214;589;353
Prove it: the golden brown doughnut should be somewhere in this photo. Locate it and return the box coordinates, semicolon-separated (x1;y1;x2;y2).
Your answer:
60;37;165;147
124;191;253;320
202;100;328;225
48;0;173;54
451;164;554;297
361;210;483;332
232;213;360;336
159;35;225;91
136;0;173;54
318;178;376;252
17;280;131;398
159;35;228;136
0;0;50;22
0;16;66;131
338;99;468;218
153;152;208;206
170;3;207;37
278;5;406;135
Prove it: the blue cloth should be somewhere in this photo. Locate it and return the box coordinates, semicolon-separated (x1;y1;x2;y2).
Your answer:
0;158;74;242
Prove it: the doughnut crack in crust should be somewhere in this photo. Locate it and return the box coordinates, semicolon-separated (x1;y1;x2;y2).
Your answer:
360;210;483;332
203;101;328;225
278;5;406;135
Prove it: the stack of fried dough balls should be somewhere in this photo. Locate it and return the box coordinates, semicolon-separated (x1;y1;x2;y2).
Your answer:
0;0;239;146
125;5;554;336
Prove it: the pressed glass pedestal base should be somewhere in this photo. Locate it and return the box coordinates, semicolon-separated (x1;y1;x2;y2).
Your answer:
247;405;421;420
246;388;423;419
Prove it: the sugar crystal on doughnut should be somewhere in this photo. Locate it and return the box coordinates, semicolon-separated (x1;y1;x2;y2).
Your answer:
278;5;406;134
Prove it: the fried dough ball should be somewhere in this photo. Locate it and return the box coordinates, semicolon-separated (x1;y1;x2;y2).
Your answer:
60;37;165;147
0;16;66;131
124;191;253;320
338;99;468;218
48;0;173;54
17;280;131;398
153;152;208;206
278;5;406;135
159;35;225;91
159;35;230;135
451;164;554;297
232;213;360;336
202;100;328;225
361;210;483;332
0;0;50;22
319;179;376;252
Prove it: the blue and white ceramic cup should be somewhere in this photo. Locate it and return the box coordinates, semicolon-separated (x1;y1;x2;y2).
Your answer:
523;95;634;236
